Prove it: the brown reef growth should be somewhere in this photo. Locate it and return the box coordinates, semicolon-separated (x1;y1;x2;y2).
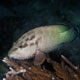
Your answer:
2;55;80;80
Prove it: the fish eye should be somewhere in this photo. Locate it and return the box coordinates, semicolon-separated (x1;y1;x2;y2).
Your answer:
19;45;23;48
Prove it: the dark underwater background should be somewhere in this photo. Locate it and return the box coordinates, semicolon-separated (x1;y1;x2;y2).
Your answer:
0;0;80;79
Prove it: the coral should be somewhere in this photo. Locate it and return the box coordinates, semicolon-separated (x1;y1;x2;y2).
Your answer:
2;55;80;80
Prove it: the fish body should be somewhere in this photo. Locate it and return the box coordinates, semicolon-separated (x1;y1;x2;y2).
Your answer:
8;25;77;61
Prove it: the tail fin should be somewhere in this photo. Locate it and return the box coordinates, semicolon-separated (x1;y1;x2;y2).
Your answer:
65;23;79;39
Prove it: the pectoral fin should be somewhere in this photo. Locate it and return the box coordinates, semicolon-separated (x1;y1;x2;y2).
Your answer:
34;50;46;65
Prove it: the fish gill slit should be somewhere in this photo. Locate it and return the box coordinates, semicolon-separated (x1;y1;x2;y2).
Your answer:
35;37;41;45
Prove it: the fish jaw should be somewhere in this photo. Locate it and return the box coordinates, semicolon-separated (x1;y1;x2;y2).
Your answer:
8;44;37;60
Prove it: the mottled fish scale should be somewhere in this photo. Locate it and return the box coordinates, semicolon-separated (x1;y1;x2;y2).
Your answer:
8;25;77;60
